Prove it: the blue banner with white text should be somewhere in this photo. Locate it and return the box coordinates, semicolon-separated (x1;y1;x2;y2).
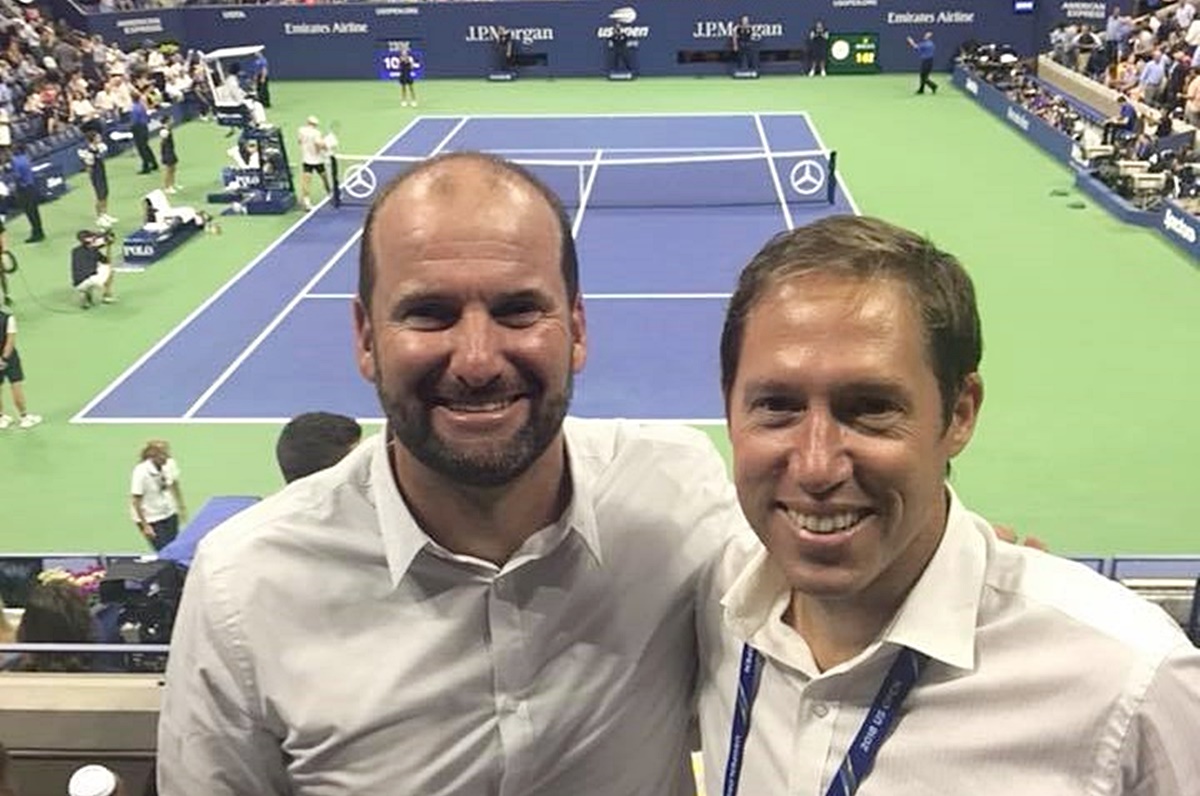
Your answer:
84;0;1046;80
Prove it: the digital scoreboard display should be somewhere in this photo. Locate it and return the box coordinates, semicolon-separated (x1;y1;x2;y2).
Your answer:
375;39;426;81
826;33;881;74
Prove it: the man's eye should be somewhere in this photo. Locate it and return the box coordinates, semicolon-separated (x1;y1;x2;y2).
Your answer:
748;396;801;423
494;300;543;327
845;397;903;429
400;305;455;329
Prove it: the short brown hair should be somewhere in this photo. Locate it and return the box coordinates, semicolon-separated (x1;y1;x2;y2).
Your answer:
720;215;982;426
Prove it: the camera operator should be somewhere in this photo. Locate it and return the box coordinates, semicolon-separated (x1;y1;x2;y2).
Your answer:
70;229;116;309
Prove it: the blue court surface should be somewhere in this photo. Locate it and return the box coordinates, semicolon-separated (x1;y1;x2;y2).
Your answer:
75;113;858;424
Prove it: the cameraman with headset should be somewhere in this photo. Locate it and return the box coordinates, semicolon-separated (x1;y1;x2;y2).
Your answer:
70;228;117;309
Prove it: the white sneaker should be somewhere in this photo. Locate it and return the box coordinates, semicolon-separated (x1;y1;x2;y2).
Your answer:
18;413;41;429
302;197;313;211
411;101;418;107
102;295;117;304
165;186;177;194
96;216;112;228
103;214;119;224
0;414;12;430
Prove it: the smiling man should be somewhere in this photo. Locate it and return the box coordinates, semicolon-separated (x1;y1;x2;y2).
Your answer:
698;215;1200;796
158;152;742;795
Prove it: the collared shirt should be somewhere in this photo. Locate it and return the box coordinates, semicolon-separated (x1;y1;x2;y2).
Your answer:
1140;58;1166;88
159;418;742;796
10;153;33;188
129;99;149;126
129;457;180;523
698;489;1200;796
915;39;935;60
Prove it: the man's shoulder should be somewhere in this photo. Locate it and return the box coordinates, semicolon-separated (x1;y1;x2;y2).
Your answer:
985;542;1187;658
564;417;725;469
193;442;379;580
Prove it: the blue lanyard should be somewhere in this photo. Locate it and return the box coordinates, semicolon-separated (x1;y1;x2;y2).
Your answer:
720;644;928;796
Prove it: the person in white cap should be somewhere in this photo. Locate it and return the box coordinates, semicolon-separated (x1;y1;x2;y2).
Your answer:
296;114;330;211
67;764;124;796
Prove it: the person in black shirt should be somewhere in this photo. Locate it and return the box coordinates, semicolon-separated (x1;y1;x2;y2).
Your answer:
70;229;115;309
160;115;179;194
809;20;830;76
609;20;633;73
398;49;419;107
80;130;116;228
732;15;757;72
496;26;515;73
10;145;43;243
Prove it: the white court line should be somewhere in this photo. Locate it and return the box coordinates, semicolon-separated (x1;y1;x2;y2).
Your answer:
571;150;604;239
181;118;472;420
181;232;365;419
797;110;861;215
411;111;804;120
487;146;764;155
753;113;795;231
70;115;433;424
303;292;731;301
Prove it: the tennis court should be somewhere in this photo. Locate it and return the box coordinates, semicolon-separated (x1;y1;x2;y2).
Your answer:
2;75;1193;555
73;112;854;424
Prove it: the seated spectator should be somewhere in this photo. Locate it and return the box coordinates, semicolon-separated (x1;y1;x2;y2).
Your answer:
14;579;95;672
275;411;362;483
1110;54;1141;93
1184;66;1200;123
68;84;98;132
1103;93;1140;143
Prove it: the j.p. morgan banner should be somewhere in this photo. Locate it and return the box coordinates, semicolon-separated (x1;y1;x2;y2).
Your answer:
85;0;1047;79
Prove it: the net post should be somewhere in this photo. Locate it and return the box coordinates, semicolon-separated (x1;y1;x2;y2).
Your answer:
826;151;837;205
331;155;342;209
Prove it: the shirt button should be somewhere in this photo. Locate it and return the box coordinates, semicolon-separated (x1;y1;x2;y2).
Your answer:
812;702;829;718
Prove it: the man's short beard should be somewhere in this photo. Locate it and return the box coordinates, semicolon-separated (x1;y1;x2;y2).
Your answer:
381;375;573;488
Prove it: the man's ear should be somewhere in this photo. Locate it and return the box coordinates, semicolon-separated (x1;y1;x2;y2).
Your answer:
352;298;376;383
569;293;587;374
945;372;983;458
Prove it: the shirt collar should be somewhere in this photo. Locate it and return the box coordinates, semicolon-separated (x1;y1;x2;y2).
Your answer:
882;485;985;672
367;428;603;590
721;484;987;674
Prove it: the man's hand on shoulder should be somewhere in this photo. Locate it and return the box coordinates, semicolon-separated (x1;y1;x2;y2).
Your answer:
993;523;1048;551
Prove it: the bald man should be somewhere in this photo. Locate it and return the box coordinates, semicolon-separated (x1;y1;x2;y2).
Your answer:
158;152;744;795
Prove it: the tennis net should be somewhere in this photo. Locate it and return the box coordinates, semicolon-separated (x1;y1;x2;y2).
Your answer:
330;149;838;210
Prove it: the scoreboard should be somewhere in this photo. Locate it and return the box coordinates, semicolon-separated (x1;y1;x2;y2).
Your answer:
375;39;426;81
826;33;881;74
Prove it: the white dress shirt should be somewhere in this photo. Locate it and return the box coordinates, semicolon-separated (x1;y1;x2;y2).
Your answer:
159;418;743;796
129;457;180;523
698;488;1200;796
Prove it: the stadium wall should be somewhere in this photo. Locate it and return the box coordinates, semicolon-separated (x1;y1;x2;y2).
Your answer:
77;0;1073;81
